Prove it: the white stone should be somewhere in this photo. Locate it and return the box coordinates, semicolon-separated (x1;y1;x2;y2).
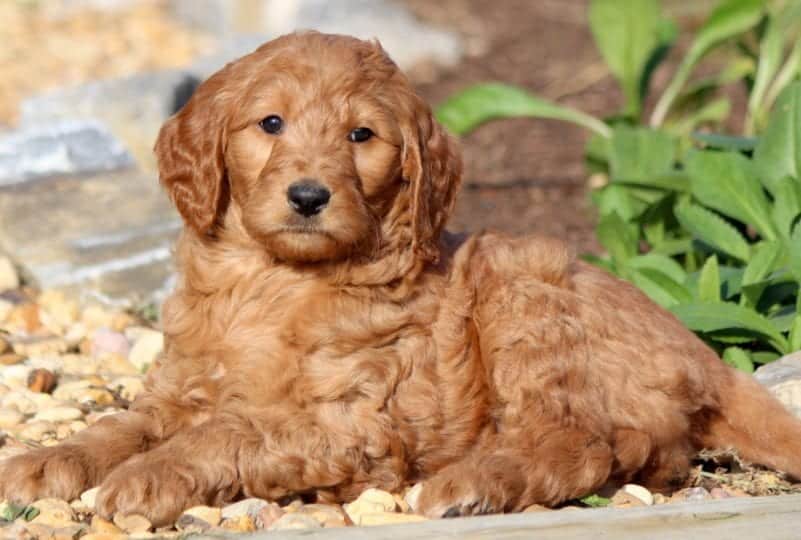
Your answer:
128;330;163;371
622;484;654;506
0;256;19;291
34;406;83;422
221;498;269;520
80;487;101;509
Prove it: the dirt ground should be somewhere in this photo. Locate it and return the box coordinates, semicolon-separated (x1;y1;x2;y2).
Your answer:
401;0;619;254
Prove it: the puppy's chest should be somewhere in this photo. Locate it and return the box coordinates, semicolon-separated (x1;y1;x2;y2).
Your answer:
226;285;427;405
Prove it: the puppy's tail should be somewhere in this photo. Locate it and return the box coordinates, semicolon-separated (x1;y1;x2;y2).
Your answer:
700;365;801;480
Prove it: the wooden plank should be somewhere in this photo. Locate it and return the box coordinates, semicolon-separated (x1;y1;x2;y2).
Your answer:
195;495;801;540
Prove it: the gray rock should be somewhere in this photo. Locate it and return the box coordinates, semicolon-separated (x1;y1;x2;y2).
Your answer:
19;71;196;171
0;168;179;304
755;352;801;418
172;0;463;72
0;120;134;186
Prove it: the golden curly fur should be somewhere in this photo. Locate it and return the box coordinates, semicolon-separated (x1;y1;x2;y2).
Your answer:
2;32;801;525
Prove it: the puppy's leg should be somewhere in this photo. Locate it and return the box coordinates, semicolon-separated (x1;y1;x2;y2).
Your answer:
0;411;163;504
95;419;241;526
699;367;801;480
412;426;614;517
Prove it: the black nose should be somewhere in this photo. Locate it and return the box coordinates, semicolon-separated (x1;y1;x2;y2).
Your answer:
287;180;331;217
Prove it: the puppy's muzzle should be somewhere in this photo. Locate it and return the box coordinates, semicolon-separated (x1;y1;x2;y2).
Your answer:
287;180;331;217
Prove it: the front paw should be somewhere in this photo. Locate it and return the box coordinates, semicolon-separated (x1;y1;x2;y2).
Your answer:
409;478;504;519
0;446;91;505
95;455;202;527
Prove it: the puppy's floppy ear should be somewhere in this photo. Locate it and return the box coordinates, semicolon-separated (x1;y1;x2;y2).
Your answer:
155;74;229;235
400;97;463;263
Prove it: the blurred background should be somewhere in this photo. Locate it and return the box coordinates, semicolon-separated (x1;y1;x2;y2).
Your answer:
0;0;722;304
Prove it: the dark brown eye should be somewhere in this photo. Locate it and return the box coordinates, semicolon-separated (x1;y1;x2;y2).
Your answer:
259;115;283;134
349;127;373;143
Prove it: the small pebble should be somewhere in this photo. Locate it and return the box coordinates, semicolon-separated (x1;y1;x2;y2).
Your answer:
345;488;397;523
221;497;269;520
622;484;653;506
113;513;152;533
90;516;123;534
81;487;101;508
672;486;711;503
296;504;348;528
109;376;145;401
128;330;163;371
403;483;423;513
220;515;257;532
255;502;284;529
0;353;25;366
357;512;427;527
268;513;323;530
0;256;20;291
31;498;77;528
27;368;58;394
91;329;130;358
34;406;83;423
0;407;24;429
12;335;70;357
610;491;645;509
20;421;57;442
176;505;221;531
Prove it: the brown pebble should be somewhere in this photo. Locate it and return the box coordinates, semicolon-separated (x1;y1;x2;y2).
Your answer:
90;516;122;534
27;368;58;393
112;513;152;533
8;303;41;332
523;504;551;513
256;502;284;529
0;337;8;354
0;352;25;365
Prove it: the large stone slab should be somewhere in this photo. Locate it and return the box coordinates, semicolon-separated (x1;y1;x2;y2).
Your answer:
0;168;178;304
171;0;463;71
755;352;801;418
0;120;134;185
18;71;195;171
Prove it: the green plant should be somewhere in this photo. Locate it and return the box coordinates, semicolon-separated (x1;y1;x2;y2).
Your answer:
436;0;801;371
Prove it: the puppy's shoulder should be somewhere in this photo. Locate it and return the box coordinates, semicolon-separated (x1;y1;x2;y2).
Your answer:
454;231;575;287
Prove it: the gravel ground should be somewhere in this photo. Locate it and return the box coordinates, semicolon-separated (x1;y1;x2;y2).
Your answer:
0;0;211;128
1;259;799;538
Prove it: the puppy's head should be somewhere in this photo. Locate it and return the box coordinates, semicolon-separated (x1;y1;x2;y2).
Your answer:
156;32;461;265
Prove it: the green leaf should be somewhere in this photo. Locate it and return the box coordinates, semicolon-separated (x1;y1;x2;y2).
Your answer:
740;242;786;307
754;82;801;194
789;223;801;283
686;150;777;240
22;506;39;522
0;503;26;522
671;98;731;135
771;176;801;238
692;132;758;151
674;202;751;261
746;14;785;133
670;301;789;353
597;184;639;221
580;494;612;508
435;83;612;137
753;350;781;364
723;346;755;373
609;127;677;183
588;0;670;117
631;268;693;308
597;212;638;263
698;255;722;302
651;0;767;126
789;315;801;351
628;253;689;284
742;241;784;285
